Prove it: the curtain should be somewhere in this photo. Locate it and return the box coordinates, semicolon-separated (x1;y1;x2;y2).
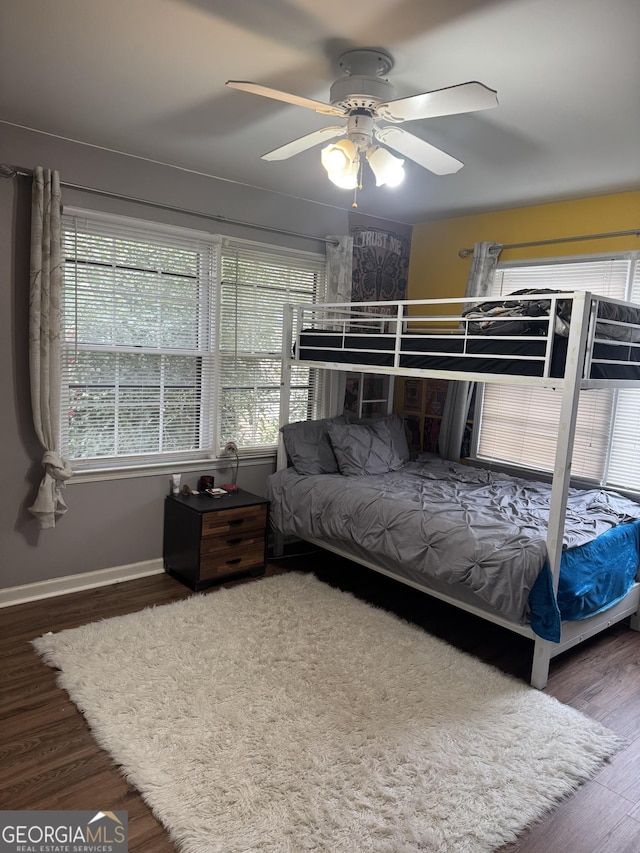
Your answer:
28;166;72;529
323;235;354;417
325;235;354;304
438;241;503;461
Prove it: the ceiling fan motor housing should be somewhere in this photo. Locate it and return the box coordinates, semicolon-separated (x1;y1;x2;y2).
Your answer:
330;75;396;113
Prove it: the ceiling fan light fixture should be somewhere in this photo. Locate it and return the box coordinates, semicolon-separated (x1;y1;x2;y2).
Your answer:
321;139;359;188
367;146;405;187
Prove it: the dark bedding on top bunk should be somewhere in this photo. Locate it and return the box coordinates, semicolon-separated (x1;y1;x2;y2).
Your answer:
297;330;640;380
267;451;640;642
461;288;640;339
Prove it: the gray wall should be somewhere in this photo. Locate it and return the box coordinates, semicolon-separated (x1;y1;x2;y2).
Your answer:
0;124;354;590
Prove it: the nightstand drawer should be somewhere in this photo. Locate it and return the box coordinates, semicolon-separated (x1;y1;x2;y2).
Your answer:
200;544;266;579
200;532;265;558
201;505;267;537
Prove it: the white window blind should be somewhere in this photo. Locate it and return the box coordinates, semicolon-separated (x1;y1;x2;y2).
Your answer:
61;211;217;468
219;240;326;449
476;255;640;489
606;259;640;488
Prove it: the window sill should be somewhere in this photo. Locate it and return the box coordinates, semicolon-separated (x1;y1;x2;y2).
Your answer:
68;452;277;484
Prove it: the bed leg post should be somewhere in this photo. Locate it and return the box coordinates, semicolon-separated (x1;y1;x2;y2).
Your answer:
271;531;285;558
629;608;640;632
530;639;553;690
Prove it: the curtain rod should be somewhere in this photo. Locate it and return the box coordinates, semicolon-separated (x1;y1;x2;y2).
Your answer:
458;228;640;258
0;163;338;247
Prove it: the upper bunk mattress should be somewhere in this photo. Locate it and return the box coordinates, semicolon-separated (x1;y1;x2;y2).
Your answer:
297;330;640;380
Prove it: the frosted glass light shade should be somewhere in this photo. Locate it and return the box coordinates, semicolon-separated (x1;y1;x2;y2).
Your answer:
321;140;359;189
367;146;405;187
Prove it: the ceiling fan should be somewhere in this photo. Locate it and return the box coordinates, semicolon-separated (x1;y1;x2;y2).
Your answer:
226;48;498;190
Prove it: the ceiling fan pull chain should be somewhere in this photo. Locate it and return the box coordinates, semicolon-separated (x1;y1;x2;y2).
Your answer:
352;157;364;208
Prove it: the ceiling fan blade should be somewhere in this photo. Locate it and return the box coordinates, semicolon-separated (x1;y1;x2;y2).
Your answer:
226;81;346;117
374;126;463;175
262;126;346;161
377;81;498;123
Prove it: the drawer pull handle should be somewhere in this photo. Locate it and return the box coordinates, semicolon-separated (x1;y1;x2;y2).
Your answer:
229;519;245;526
226;537;242;546
226;557;242;566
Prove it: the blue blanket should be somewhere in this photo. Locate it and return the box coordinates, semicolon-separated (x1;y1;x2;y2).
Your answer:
530;519;640;641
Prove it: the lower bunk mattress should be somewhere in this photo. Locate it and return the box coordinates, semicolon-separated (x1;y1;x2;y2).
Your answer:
266;455;640;641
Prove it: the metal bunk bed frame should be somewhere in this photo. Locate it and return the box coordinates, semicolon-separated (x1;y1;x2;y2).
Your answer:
277;291;640;688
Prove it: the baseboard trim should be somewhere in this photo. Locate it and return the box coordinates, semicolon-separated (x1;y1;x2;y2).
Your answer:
0;559;165;608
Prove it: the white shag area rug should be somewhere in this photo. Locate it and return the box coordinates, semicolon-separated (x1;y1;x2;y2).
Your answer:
33;572;622;853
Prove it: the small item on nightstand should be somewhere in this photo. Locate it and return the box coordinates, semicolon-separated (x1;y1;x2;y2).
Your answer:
224;440;240;490
198;475;215;491
182;484;192;496
170;473;181;495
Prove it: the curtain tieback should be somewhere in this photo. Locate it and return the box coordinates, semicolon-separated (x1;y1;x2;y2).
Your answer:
29;452;73;529
41;450;73;483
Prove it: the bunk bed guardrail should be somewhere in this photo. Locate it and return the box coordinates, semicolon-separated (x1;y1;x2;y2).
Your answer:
286;292;640;385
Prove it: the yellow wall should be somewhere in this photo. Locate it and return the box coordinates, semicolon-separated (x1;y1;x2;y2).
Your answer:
408;189;640;300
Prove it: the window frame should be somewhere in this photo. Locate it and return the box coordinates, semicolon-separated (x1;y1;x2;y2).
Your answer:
59;209;327;479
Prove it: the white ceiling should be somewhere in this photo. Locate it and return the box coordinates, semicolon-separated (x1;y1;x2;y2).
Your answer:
2;0;639;224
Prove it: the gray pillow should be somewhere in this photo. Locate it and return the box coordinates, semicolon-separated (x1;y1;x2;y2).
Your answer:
345;413;410;462
327;419;406;476
280;416;347;475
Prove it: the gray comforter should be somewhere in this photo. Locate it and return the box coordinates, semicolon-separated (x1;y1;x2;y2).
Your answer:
267;454;640;626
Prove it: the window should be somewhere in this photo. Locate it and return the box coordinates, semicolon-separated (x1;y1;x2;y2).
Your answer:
61;210;326;471
218;240;325;449
474;254;640;491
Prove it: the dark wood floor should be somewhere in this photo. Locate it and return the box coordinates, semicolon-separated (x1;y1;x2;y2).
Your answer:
2;551;639;852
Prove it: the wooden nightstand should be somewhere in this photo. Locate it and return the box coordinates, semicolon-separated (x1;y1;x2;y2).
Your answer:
163;489;269;591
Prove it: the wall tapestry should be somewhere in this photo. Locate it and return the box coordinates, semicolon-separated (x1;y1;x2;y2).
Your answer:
340;214;413;414
349;213;412;310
